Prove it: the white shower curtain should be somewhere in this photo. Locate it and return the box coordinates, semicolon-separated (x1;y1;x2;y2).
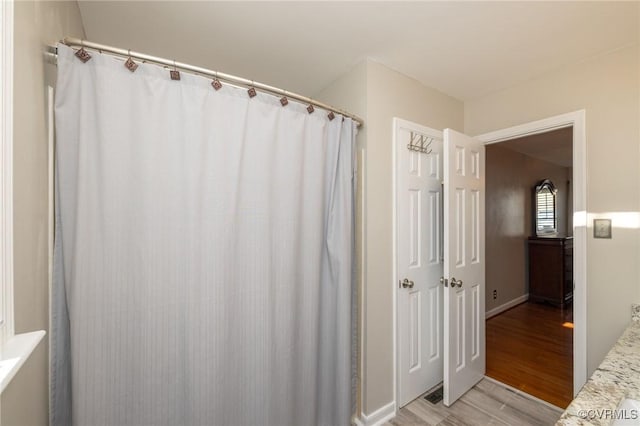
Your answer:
51;44;355;426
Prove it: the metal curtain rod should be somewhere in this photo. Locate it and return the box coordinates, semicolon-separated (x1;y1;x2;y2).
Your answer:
58;37;364;127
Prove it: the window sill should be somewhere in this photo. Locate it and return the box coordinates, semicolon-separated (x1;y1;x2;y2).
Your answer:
0;330;46;394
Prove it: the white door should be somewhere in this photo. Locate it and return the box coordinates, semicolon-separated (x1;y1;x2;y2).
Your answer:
442;128;486;406
395;119;444;407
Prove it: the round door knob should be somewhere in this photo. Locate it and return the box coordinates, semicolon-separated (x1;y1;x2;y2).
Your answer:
450;277;463;288
401;278;415;289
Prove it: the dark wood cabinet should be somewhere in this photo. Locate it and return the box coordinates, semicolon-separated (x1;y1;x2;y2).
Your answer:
528;236;573;307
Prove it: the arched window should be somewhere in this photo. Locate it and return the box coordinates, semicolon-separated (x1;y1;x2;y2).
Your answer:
534;179;557;235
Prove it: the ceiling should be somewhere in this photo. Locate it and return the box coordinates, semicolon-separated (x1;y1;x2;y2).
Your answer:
77;1;639;101
498;127;573;168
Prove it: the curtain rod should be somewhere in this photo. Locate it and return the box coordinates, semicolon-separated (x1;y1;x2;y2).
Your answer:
54;37;363;128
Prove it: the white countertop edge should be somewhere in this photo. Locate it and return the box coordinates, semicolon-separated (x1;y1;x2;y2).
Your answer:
0;330;46;394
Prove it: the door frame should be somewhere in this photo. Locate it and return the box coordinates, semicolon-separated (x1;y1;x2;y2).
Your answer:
392;118;444;413
475;110;587;394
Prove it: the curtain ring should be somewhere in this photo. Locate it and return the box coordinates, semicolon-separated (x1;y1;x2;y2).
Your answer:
212;71;222;91
124;49;138;72
170;59;180;80
75;39;92;62
248;81;257;98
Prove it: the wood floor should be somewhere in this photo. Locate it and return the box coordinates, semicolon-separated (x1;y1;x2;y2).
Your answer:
388;378;562;425
486;301;573;408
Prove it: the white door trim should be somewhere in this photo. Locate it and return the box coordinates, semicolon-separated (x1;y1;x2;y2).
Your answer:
474;110;587;394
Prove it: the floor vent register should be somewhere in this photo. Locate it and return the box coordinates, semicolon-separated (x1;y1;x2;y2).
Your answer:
423;386;443;404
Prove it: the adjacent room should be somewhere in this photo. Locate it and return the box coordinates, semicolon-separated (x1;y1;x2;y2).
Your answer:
1;2;639;426
484;128;574;409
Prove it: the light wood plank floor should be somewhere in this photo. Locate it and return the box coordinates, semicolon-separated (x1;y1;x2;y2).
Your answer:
486;302;573;408
387;378;562;426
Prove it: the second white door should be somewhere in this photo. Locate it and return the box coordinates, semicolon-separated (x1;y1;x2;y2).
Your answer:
442;128;486;406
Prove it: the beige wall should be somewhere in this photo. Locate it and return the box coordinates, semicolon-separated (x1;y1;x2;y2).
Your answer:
4;1;85;425
466;45;640;374
486;144;571;312
319;59;464;417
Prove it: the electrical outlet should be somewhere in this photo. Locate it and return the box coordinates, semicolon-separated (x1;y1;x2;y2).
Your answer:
493;290;497;300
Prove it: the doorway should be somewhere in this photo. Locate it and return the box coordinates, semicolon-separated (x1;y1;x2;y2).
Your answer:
476;110;587;403
486;127;573;408
482;126;574;407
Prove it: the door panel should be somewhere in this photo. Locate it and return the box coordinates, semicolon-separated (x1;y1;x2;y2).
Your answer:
428;286;439;360
409;290;420;370
443;129;486;406
455;291;464;371
428;191;440;264
395;119;444;407
454;188;465;267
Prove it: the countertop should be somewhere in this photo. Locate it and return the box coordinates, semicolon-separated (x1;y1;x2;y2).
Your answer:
556;304;640;425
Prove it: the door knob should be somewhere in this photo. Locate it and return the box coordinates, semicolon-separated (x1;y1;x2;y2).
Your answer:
450;277;463;288
440;277;448;287
400;278;414;289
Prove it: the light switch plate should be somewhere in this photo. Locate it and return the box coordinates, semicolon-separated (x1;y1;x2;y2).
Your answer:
593;218;612;239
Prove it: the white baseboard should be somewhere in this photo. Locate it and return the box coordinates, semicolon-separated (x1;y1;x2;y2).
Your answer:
485;294;529;319
353;400;396;426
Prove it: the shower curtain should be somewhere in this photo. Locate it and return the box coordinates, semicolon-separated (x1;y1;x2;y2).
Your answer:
51;44;355;426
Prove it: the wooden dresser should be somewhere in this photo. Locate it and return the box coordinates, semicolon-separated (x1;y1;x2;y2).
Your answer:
527;236;573;307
